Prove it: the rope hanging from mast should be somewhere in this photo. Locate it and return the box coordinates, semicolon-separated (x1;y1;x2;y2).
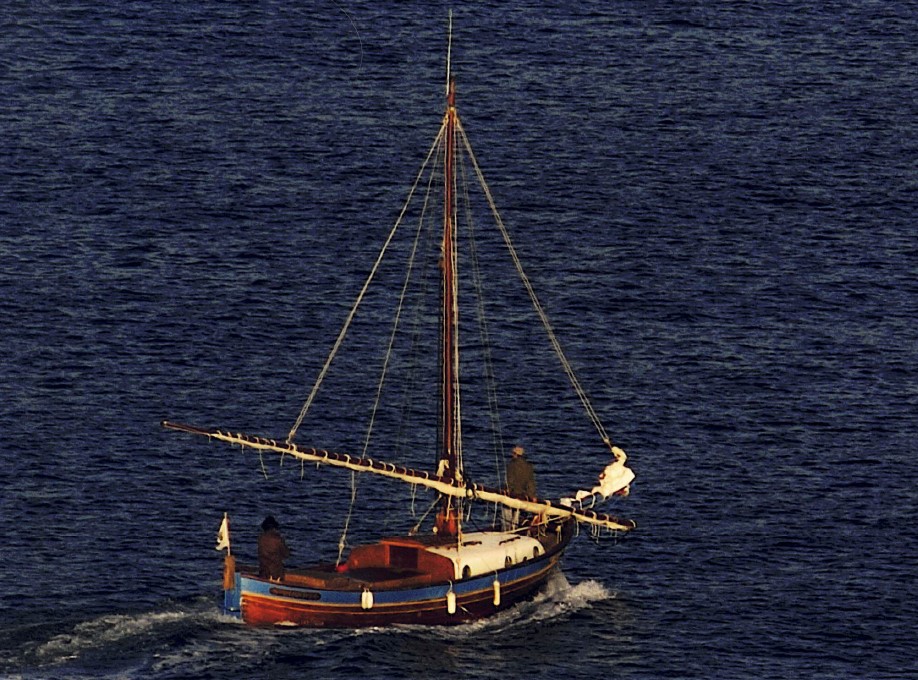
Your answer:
336;137;445;564
360;138;443;460
456;147;507;506
287;121;448;445
454;116;618;454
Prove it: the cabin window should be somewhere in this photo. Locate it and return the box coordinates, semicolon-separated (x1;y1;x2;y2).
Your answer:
505;556;512;567
462;565;471;579
533;547;539;558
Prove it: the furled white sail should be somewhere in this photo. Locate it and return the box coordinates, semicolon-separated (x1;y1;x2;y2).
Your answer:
163;421;635;532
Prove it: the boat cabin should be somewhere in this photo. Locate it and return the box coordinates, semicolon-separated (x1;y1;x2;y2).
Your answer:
345;532;544;581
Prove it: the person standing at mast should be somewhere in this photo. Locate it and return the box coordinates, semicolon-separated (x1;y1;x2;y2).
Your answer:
504;445;537;529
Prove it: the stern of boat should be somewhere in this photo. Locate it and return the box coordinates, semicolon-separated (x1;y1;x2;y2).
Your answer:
222;554;242;618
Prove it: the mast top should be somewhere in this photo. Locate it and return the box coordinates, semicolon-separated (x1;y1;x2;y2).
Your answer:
446;10;453;97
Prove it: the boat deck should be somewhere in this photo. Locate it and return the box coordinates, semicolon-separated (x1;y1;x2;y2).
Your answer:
238;525;570;592
237;564;446;591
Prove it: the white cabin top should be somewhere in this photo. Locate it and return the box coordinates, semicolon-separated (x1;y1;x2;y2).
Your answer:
426;531;544;579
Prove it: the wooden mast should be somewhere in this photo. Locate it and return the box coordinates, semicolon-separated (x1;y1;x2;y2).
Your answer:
436;13;461;536
442;79;458;474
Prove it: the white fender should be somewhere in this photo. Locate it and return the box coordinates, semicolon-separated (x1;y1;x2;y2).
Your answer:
361;588;374;610
492;576;501;607
447;587;457;615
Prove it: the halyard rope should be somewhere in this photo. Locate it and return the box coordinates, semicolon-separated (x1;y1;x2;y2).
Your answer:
456;117;615;451
289;110;618;462
336;137;444;564
288;118;449;444
361;137;441;459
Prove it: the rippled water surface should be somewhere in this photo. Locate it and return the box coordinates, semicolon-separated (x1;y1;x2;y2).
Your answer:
2;2;916;678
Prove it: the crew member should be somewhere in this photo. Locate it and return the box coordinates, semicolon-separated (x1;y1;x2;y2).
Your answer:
257;515;290;581
504;445;537;529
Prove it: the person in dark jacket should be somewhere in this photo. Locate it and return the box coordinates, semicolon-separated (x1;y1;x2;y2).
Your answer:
506;445;536;499
503;445;537;529
257;515;290;581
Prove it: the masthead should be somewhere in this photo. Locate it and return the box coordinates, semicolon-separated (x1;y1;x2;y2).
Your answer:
446;10;453;96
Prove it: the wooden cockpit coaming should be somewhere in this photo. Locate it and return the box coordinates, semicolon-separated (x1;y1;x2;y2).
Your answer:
238;520;573;592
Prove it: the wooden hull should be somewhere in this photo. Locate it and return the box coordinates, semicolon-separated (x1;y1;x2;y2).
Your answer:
224;520;574;628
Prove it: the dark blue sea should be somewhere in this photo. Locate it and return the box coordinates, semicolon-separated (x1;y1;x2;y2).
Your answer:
2;2;916;678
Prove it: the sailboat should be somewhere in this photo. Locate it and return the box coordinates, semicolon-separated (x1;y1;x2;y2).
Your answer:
163;17;635;628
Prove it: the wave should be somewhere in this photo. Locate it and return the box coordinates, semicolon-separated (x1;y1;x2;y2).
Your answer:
478;571;615;629
5;574;614;678
359;570;616;638
7;599;229;676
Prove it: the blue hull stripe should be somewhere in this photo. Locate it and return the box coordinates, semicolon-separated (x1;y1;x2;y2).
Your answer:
238;556;553;607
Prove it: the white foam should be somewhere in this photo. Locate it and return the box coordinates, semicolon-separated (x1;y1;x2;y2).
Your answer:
33;603;223;666
29;573;613;668
380;571;615;638
514;572;614;625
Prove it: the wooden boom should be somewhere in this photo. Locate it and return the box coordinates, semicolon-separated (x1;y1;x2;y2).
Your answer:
162;421;635;532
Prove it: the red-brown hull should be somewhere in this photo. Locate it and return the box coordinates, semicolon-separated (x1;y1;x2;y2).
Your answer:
234;521;574;628
242;554;561;627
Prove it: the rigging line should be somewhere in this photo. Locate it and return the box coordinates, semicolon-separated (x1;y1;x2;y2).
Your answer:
288;118;449;444
394;163;440;458
457;116;611;444
360;144;438;459
393;143;442;457
332;136;445;562
329;0;364;72
457;147;506;501
410;495;441;535
336;469;358;566
455;118;615;450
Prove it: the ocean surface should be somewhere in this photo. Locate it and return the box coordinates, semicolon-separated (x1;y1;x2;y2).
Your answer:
2;2;916;678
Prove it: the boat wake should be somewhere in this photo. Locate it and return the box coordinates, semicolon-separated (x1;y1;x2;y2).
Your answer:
4;576;614;677
534;571;615;615
349;570;615;639
11;598;228;675
459;571;614;632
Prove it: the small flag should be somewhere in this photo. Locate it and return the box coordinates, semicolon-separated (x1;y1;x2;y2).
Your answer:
216;513;231;552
